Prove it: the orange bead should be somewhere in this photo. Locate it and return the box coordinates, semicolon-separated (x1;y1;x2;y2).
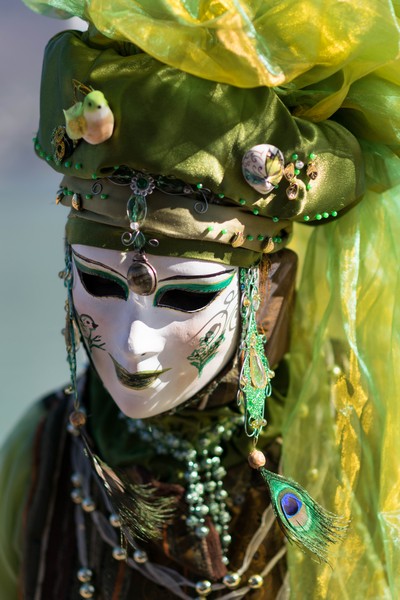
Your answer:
248;449;266;469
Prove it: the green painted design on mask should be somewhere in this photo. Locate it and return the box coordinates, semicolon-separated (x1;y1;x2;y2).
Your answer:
79;313;106;351
187;326;225;376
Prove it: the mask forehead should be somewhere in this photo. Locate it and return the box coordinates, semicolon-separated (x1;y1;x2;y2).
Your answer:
71;244;240;418
72;244;236;278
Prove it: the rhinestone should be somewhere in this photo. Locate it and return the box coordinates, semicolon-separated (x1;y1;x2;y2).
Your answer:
79;583;95;598
204;481;217;493
198;437;211;448
186;492;199;504
222;534;232;546
194;505;209;516
214;467;227;479
70;489;83;504
67;422;80;437
112;546;127;561
56;190;65;205
222;556;229;565
69;410;86;429
186;516;200;527
193;483;204;494
77;568;93;583
71;473;82;487
248;574;264;589
133;549;148;564
222;572;241;588
72;192;83;211
230;231;245;248
208;502;219;515
186;449;197;461
195;525;210;539
185;470;199;482
82;498;96;513
109;513;121;528
215;489;228;500
220;511;231;524
213;445;223;456
195;580;212;596
211;456;221;467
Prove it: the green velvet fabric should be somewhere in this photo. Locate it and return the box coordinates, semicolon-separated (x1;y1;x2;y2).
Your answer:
87;364;286;481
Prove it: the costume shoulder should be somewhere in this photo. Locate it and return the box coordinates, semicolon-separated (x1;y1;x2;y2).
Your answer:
0;399;48;597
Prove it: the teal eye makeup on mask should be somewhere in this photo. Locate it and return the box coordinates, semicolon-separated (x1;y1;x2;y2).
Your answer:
73;252;129;300
153;273;235;313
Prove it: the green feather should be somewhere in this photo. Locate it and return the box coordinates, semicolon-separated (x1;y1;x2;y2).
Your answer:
82;437;176;542
260;468;348;563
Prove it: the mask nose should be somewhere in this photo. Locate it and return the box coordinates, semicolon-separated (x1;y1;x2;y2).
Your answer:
127;319;165;357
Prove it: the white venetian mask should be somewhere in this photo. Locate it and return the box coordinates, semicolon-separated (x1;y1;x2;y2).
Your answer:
71;244;240;418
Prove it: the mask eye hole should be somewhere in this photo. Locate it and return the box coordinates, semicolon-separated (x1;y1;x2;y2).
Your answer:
77;268;127;300
155;289;220;312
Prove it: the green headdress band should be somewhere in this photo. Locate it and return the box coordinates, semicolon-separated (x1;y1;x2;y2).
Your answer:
60;174;292;267
34;25;363;265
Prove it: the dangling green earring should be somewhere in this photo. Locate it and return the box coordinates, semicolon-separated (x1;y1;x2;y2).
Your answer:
237;266;274;438
238;265;348;564
59;242;87;429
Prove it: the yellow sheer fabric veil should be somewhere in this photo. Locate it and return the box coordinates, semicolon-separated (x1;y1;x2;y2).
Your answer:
286;167;400;597
21;0;400;595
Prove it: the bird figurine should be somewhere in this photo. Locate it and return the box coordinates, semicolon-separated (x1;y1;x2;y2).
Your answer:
63;90;114;145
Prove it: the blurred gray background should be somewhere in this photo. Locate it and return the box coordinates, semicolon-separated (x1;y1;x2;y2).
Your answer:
0;3;87;443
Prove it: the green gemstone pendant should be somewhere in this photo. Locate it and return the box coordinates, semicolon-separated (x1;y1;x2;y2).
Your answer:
249;344;268;389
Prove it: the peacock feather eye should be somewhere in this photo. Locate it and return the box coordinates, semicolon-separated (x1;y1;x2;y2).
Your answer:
278;490;308;527
281;492;302;517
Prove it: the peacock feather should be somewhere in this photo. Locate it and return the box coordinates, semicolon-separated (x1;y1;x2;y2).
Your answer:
260;468;348;563
81;435;176;543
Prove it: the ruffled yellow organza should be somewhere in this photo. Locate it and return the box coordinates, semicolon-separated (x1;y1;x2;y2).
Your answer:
285;144;400;598
24;0;400;145
23;4;399;85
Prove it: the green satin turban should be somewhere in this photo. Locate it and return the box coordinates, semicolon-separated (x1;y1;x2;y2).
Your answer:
34;25;364;266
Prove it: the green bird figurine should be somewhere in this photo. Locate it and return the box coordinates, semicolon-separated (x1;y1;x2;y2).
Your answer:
63;90;114;145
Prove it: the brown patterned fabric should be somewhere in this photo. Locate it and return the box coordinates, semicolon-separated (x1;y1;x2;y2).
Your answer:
21;391;287;599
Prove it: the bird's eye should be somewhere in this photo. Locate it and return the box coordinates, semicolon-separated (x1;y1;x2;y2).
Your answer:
88;101;92;107
97;105;101;109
